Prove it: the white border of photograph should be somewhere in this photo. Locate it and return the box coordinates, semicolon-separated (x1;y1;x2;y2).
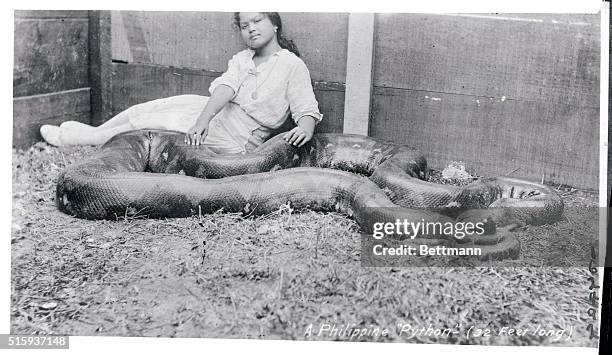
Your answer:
2;0;605;354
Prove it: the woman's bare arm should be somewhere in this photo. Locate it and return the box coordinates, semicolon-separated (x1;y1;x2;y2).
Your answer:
185;85;235;145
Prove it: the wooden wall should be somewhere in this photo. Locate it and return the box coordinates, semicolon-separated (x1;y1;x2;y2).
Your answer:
13;11;600;189
110;11;348;134
370;13;600;188
13;10;92;148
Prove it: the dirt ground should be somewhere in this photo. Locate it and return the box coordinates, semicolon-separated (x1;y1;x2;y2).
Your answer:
10;142;600;346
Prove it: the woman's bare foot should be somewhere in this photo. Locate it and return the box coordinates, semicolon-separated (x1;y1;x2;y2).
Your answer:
40;125;64;146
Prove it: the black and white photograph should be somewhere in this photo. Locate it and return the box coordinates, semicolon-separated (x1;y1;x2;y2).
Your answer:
5;0;607;353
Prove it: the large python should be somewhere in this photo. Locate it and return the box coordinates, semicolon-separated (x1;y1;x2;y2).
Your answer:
56;129;564;260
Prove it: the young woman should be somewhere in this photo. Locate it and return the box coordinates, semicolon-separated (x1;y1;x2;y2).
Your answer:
40;12;322;153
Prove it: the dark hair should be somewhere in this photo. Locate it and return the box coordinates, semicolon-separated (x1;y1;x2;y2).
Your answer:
233;12;300;57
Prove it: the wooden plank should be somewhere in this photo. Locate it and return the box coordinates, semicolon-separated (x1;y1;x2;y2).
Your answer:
313;87;345;134
110;11;348;83
279;12;348;83
373;13;599;108
13;88;91;149
110;63;216;114
15;10;89;19
609;12;612;204
447;13;598;25
370;87;598;189
120;11;152;63
88;10;113;126
343;13;374;136
110;62;344;133
110;10;132;63
313;81;345;92
124;11;240;68
13;18;89;97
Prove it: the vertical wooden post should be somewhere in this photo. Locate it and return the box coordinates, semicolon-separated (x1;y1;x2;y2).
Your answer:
601;2;610;268
342;13;375;136
88;10;113;126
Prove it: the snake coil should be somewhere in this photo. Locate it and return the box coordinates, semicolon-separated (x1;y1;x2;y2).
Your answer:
56;130;564;260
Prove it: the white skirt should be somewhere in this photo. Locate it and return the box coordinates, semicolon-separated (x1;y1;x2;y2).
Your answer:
125;95;249;154
127;94;208;133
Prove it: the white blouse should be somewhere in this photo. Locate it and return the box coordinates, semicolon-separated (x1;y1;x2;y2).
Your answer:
206;48;323;153
127;48;322;154
211;48;322;127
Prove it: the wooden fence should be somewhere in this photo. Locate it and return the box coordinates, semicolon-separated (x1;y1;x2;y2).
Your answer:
13;11;92;147
370;14;600;188
12;11;601;189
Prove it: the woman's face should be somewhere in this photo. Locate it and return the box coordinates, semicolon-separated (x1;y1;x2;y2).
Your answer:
238;13;277;50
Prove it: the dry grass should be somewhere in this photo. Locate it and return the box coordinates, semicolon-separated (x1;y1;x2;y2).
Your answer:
10;142;599;346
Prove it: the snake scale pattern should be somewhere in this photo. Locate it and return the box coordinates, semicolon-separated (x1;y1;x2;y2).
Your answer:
56;130;564;260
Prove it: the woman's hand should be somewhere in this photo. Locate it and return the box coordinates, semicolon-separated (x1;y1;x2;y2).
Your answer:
184;85;235;146
284;116;316;147
185;120;210;146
